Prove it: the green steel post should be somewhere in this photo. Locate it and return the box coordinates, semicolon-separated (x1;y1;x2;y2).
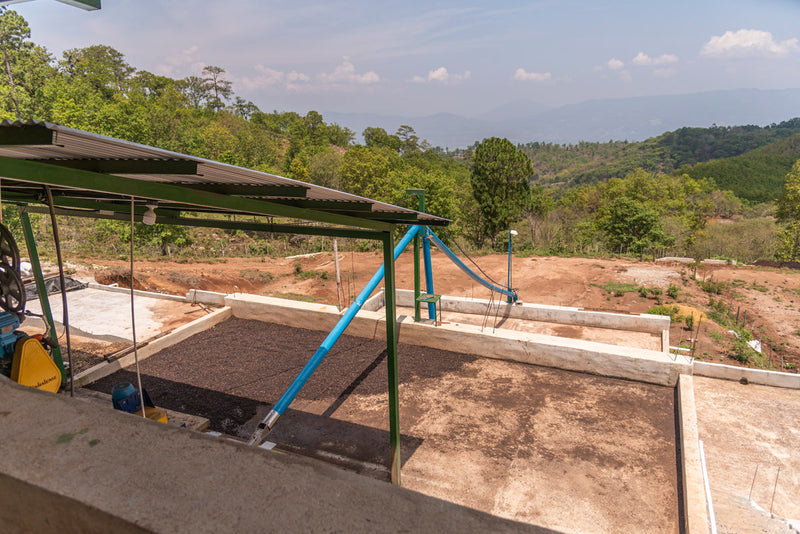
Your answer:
382;231;401;485
413;228;420;322
407;189;426;322
19;210;66;382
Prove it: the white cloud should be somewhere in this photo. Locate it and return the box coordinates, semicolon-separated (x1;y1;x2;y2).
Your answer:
701;29;799;57
155;45;205;77
606;58;624;70
653;68;677;78
320;58;380;84
513;68;551;81
632;52;678;66
412;66;471;83
238;65;311;91
619;70;632;83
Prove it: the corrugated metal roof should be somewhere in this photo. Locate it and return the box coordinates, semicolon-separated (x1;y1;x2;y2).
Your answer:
0;120;449;227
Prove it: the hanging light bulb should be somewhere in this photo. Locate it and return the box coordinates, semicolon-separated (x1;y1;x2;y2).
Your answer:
142;204;157;226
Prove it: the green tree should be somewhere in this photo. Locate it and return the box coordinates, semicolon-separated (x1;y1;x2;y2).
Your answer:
340;146;398;200
470;137;532;247
599;197;669;254
0;8;30;119
363;126;401;151
777;159;800;221
201;65;232;112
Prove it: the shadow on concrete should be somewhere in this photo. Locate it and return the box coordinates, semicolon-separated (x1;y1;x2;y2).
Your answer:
87;371;424;477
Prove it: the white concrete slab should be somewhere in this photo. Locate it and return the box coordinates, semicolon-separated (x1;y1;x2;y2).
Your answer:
26;288;164;342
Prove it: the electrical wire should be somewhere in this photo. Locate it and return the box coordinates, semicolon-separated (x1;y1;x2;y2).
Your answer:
43;185;74;397
129;198;146;418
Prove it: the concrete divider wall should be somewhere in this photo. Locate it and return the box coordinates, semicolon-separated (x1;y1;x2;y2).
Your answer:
676;375;712;534
225;293;690;386
694;361;800;389
394;289;670;335
88;283;188;303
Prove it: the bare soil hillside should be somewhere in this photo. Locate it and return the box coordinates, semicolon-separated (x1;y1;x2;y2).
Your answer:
74;252;800;371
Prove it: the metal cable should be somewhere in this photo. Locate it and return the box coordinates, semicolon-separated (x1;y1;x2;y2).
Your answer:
441;230;506;288
43;186;74;397
130;198;146;418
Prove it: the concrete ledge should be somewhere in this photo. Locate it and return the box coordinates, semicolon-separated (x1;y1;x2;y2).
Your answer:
186;289;227;306
395;290;670;335
676;375;712;534
397;317;689;386
0;379;547;534
225;293;689;386
74;306;232;387
87;282;188;302
694;361;800;389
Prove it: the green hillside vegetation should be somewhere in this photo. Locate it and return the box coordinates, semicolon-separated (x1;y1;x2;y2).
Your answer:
520;120;800;193
0;9;797;265
677;133;800;203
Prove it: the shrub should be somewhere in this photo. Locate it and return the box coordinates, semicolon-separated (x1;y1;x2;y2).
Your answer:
647;305;682;322
667;284;679;299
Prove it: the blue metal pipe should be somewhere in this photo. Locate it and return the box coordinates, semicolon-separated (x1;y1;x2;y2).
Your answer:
249;225;421;445
422;228;435;319
426;228;518;302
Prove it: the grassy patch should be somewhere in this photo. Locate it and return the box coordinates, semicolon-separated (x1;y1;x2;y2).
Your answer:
699;279;727;295
749;282;769;292
593;282;639;297
239;269;275;283
296;269;328;281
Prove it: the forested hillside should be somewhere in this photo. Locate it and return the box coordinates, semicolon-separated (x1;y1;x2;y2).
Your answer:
1;9;798;264
520;120;800;189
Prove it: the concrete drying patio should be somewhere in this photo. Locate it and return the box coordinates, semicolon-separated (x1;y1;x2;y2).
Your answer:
87;318;681;534
693;376;800;533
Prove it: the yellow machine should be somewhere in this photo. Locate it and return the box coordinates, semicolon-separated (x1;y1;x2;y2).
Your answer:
10;337;62;393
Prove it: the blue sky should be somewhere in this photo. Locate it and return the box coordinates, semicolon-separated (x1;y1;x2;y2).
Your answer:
12;0;800;116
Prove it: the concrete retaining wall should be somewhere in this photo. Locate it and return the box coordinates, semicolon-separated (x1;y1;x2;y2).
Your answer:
87;282;188;302
394;289;670;335
225;293;690;387
74;307;232;387
0;379;543;534
676;375;712;534
694;361;800;389
186;289;226;306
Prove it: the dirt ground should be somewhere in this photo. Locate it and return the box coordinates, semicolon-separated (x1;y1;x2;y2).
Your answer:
693;376;800;532
73;251;800;370
88;318;680;534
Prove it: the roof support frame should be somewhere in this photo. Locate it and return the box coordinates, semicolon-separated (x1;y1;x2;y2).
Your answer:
18;205;388;241
0;157;394;231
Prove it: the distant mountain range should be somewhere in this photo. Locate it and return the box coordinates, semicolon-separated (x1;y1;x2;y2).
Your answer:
325;88;800;149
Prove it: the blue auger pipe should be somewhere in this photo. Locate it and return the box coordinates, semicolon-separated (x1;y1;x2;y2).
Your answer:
248;225;422;446
422;228;436;319
425;228;518;303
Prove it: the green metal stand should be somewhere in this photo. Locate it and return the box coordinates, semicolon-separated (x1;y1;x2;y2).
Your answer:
19;209;66;383
382;230;401;485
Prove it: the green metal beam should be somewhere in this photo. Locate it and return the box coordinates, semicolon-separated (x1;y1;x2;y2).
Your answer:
382;230;401;485
183;183;308;197
0;157;395;231
19;211;66;384
36;159;198;175
0;125;53;146
266;199;373;211
21;205;386;241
